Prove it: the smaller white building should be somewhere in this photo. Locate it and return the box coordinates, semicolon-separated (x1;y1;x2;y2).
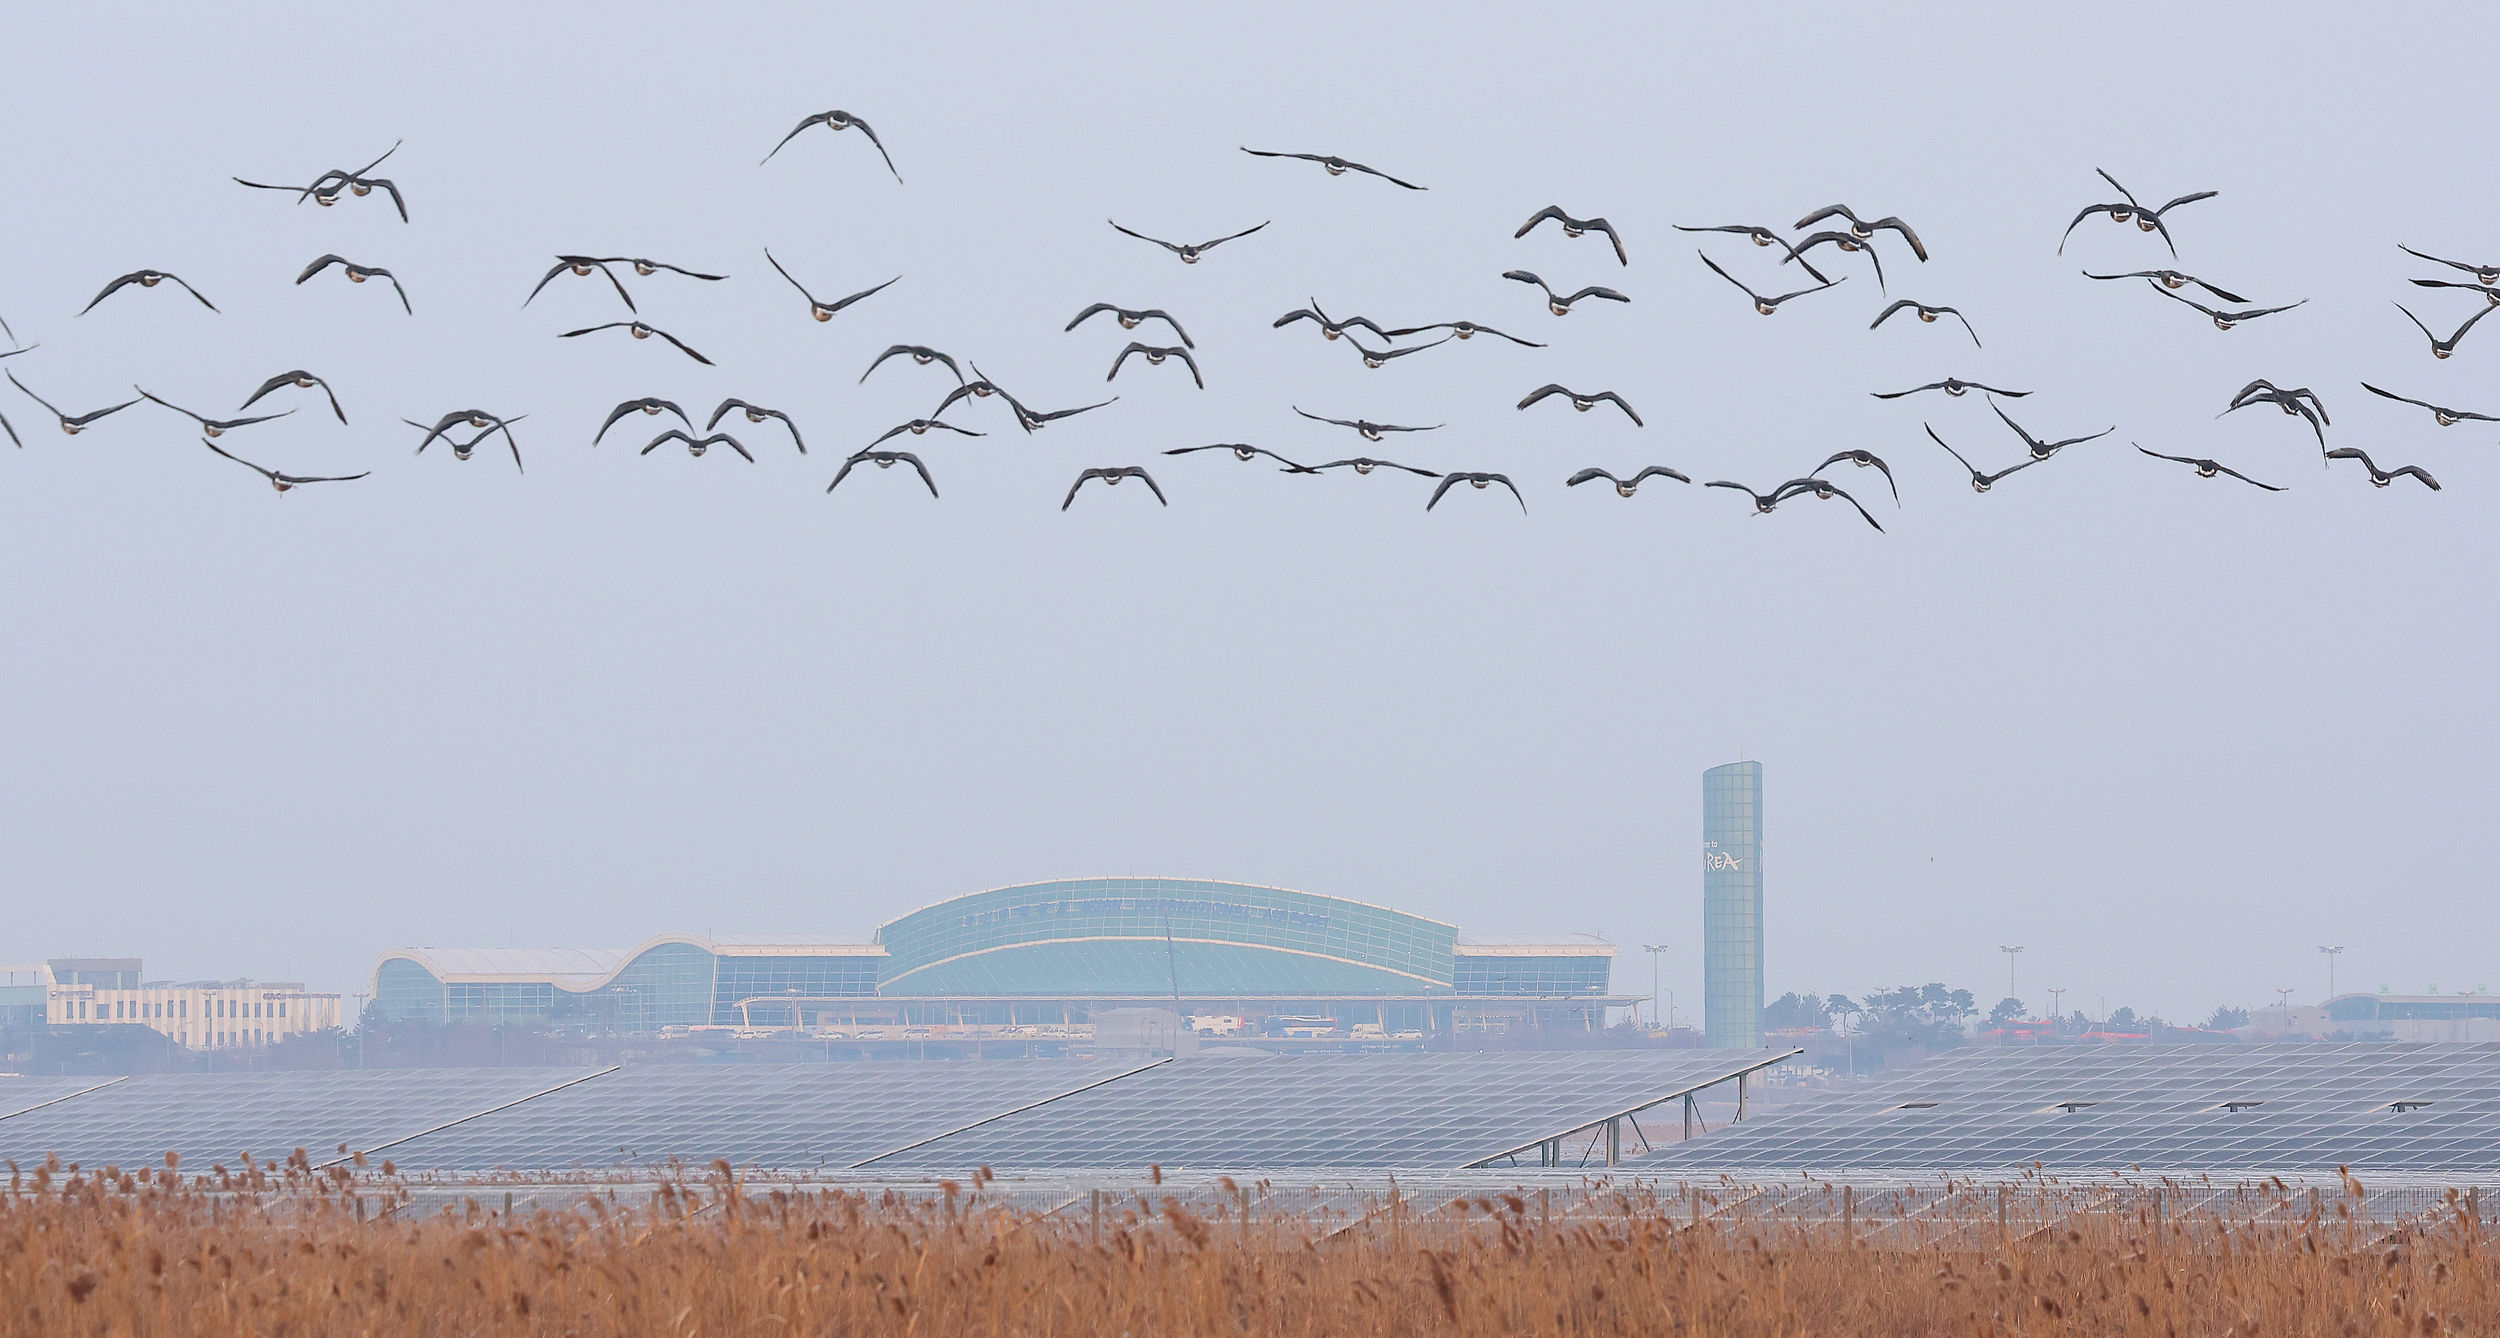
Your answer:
10;959;340;1051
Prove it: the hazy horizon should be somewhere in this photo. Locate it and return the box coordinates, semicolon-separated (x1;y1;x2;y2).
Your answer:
3;1;2491;1024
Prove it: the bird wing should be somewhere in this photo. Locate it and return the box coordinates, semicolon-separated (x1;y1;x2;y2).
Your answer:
1870;383;1942;400
1794;205;1853;231
860;345;913;383
1590;218;1629;266
719;434;754;463
214;409;293;430
1067;303;1116;332
1134;469;1169;505
642;429;692;456
1108;220;1183;254
761;113;824;165
2056;204;2117;255
238;373;294;412
1873;217;1928;261
1140;309;1193;347
163;274;219;312
2136;445;2205;467
1026;397;1115;424
2360;382;2433;412
2322;447;2373;470
1695;251;1757;301
1702;480;1767;506
1294;407;1358;429
80;273;145;315
2153;190;2218;215
2449;301;2496;344
703;399;746;431
366;178;409;223
1348;161;1425;191
200;438;278;480
650;261;727;280
850;117;902;183
1986;399;2043;449
1060;471;1098;510
2093;168;2141;209
1633;466;1692;485
1176;347;1204;388
275;470;370;485
1565;468;1613;487
1517;384;1568;411
1515;205;1568;239
2210;461;2283;490
2392;465;2442;489
2393;303;2438;344
934;419;983;438
1424;474;1463;510
2400;245;2478;275
296;254;349;284
1825;485;1884;531
1491;474;1526;512
1870;299;1914;329
135;388;205;423
868;422;913;447
6;371;63;417
1925;424;1982;476
523;259;575;307
1201;221;1270;249
382;271;412;315
1501;269;1552;295
763;249;819;306
902;452;938;497
1566;286;1631;304
597;401;649;443
824;452;864;493
0;412;15;448
1107;345;1140;381
1597;392;1642;426
2149;284;2221;319
561;322;631;339
646;327;714;365
1949;309;1980;347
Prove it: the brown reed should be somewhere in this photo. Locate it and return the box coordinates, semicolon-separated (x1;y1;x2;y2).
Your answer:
2;1154;2492;1336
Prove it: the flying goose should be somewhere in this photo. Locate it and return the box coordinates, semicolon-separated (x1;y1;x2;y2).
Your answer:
1502;269;1630;315
1516;207;1627;265
765;250;897;321
295;254;410;313
239;370;348;424
1426;471;1526;512
762;110;900;181
1518;384;1642;426
1062;466;1167;509
2136;445;2281;490
201;439;366;493
1108;219;1269;263
1567;466;1690;496
827;448;938;497
1241;148;1424;190
1069;303;1193;346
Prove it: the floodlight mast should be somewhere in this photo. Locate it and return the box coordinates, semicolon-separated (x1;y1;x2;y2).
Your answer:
2320;945;2345;999
1641;945;1669;1029
1998;946;2024;1009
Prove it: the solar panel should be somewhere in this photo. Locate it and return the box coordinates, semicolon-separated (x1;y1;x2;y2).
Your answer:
0;1075;122;1122
871;1049;1785;1172
1641;1042;2500;1173
385;1058;1149;1173
0;1066;609;1171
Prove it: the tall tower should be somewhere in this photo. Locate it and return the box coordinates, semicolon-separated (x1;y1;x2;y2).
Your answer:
1702;761;1764;1048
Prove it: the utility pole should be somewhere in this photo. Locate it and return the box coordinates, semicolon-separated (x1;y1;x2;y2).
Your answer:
2276;986;2294;1012
2319;946;2344;1000
1642;945;1668;1032
2047;987;2065;1030
1998;946;2024;1008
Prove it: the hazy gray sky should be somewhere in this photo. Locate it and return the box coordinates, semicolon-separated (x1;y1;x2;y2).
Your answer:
0;2;2488;1022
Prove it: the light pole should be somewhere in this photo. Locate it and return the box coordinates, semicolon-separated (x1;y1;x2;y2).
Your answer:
1641;945;1668;1031
2319;946;2344;1000
1998;946;2024;1008
2047;987;2066;1030
2276;987;2294;1012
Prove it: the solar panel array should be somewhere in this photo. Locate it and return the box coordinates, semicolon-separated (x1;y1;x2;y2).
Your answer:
1644;1042;2500;1173
872;1051;1775;1171
0;1050;1776;1173
0;1067;611;1171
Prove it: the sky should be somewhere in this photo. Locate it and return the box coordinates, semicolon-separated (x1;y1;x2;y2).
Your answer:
0;2;2490;1023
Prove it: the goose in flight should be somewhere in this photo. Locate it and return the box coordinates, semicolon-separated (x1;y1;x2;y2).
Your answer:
1272;301;1389;342
136;388;293;438
1518;384;1641;426
595;397;692;444
827;448;938;497
407;411;526;471
201;439;367;493
239;370;348;424
1991;401;2114;460
526;256;637;311
1240;148;1424;190
1516;207;1627;265
930;367;1034;428
2394;301;2492;359
1871;299;1979;347
560;321;712;365
8;371;139;434
641;429;752;461
80;270;217;315
1163;443;1321;473
1293;408;1440;442
2222;380;2327;447
2323;447;2440;490
2408;278;2500;305
1108;342;1203;388
1427;471;1526;512
1344;334;1451;368
2059;169;2216;257
1794;205;1929;260
1672;224;1831;283
2149;284;2305;331
1379;318;1542;346
235;142;405;218
296;254;411;313
1063;466;1167;509
1785;231;1888;290
1567;466;1689;496
2399;245;2500;287
1704;477;1882;529
762;109;901;181
765;250;896;322
1108;219;1268;264
1872;377;2027;400
1502;269;1630;315
861;344;963;384
708;399;805;453
1809;449;1899;504
1069;303;1193;346
867;418;982;447
2136;445;2281;490
2360;382;2496;426
1927;424;2041;492
2083;269;2246;304
1309;457;1440;477
1696;252;1839;315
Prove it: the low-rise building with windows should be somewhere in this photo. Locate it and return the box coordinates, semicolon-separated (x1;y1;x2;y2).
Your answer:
8;960;342;1050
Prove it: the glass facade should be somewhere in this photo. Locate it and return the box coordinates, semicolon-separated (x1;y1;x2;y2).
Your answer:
876;878;1463;997
1453;952;1612;995
1703;761;1764;1048
370;940;884;1030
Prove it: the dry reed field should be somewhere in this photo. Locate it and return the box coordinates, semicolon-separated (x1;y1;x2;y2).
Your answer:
3;1153;2494;1336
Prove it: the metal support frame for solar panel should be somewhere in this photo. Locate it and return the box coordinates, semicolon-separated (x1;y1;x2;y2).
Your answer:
1465;1047;1801;1169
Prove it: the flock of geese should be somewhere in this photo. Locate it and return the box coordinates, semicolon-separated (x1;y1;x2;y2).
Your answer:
0;125;2475;527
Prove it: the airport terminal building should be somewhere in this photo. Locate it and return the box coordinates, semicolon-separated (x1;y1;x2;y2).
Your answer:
370;878;1626;1038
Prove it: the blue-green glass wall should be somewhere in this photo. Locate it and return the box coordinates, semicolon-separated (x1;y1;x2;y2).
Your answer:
1703;762;1764;1048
